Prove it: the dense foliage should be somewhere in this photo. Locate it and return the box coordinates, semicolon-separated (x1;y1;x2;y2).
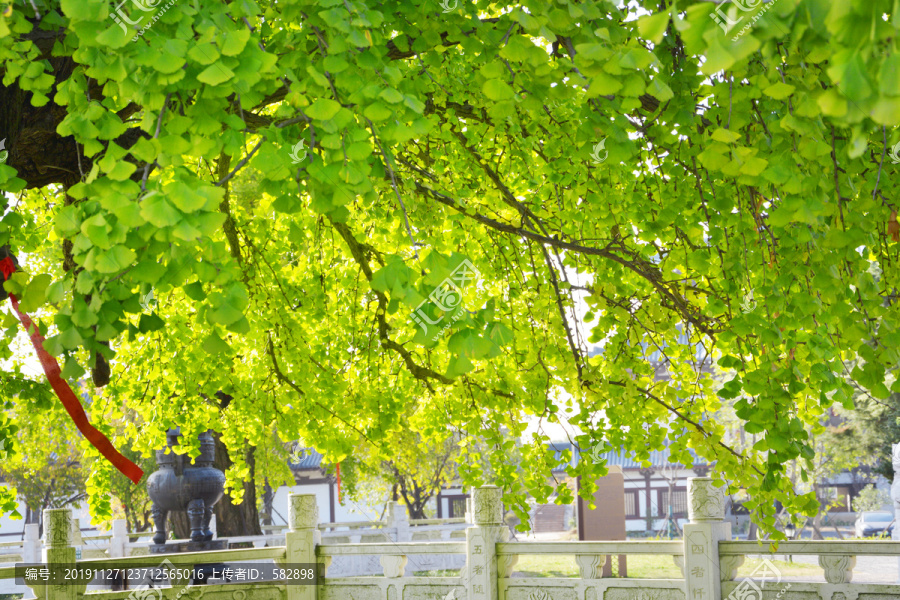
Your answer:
0;0;898;534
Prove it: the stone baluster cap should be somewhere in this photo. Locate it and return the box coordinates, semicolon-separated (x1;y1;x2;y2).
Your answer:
687;477;725;523
473;486;504;526
288;493;319;531
44;508;73;548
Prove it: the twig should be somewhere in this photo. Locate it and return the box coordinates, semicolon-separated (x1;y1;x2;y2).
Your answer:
366;119;420;261
215;138;264;187
266;335;376;445
873;126;886;201
141;93;171;192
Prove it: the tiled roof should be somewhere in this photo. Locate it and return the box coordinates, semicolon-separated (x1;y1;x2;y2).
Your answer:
290;442;710;473
549;441;710;472
289;448;325;470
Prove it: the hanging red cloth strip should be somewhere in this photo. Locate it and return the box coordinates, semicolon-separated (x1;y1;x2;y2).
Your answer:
336;462;342;504
0;257;143;484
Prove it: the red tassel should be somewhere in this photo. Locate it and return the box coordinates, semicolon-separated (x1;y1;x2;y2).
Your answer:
336;462;342;504
1;257;143;484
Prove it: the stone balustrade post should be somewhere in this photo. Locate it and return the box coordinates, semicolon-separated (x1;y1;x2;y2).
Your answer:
23;523;41;563
21;524;41;600
466;486;509;600
31;509;82;600
70;518;83;560
387;501;410;543
109;519;127;558
892;443;900;583
281;494;320;600
683;477;731;600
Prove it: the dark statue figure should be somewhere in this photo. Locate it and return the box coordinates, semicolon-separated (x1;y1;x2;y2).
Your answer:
147;428;226;545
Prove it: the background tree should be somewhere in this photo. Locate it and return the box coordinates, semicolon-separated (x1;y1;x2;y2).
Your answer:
381;430;459;520
836;389;900;483
0;393;86;532
853;484;891;513
0;0;898;537
101;436;157;533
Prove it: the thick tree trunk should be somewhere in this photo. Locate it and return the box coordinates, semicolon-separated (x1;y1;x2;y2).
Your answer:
168;433;262;539
261;480;273;526
170;510;191;540
212;432;262;537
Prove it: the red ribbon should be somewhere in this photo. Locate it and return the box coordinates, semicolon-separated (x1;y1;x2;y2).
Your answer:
0;258;14;281
1;257;143;484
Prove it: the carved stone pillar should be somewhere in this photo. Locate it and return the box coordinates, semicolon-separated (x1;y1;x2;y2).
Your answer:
467;486;508;600
683;477;730;600
279;494;320;600
33;509;86;600
387;501;411;543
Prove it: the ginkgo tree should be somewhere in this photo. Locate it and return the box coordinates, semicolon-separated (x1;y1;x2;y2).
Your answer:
0;0;898;536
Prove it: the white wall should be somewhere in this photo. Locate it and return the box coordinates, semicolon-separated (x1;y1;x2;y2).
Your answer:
270;483;385;526
0;480;387;540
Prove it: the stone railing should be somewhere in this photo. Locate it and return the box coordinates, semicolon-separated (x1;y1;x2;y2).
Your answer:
0;501;469;591
719;539;900;599
0;503;469;559
3;478;900;599
306;502;469;576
